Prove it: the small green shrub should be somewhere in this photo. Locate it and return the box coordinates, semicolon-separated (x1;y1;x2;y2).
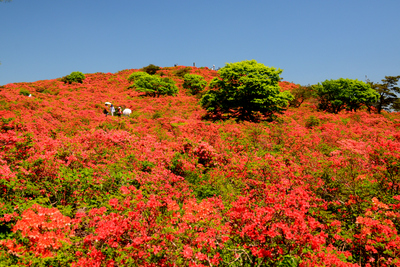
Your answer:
42;89;60;95
152;110;163;119
19;88;30;96
317;143;336;156
140;160;156;173
133;75;178;97
305;115;320;128
341;118;350;125
129;111;141;119
182;74;207;95
141;64;161;75
277;255;299;267
97;120;127;131
0;99;10;110
184;171;219;200
61;71;86;84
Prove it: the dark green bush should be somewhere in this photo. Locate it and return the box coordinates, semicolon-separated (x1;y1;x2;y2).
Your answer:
152;110;163;119
140;160;156;173
174;67;191;78
61;71;86;84
140;64;161;75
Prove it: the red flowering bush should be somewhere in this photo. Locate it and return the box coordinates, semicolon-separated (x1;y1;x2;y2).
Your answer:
0;204;72;262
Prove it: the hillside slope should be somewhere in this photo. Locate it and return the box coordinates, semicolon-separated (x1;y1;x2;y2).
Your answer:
1;67;400;266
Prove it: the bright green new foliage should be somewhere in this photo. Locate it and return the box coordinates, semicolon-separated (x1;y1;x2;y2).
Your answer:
316;78;379;113
182;74;207;95
200;60;293;120
127;71;151;83
133;75;178;97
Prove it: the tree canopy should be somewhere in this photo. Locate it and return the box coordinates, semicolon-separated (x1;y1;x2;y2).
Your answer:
127;71;151;83
368;75;400;113
140;64;161;75
315;78;379;113
61;71;86;84
132;75;178;97
200;60;293;121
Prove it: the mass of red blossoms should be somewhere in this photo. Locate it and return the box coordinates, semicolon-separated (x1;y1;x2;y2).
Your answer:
0;66;400;266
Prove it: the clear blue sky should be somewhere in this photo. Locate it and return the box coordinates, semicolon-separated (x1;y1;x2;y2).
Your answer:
1;0;399;86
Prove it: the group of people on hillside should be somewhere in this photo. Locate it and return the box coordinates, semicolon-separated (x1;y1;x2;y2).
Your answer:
103;102;122;116
103;102;132;117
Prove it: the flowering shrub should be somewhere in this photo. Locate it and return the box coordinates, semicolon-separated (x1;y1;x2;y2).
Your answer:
352;197;400;265
0;204;72;265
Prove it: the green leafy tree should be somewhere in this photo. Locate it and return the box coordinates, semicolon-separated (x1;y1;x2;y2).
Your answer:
315;78;379;113
61;71;86;84
367;75;400;113
392;98;400;112
182;74;207;95
133;75;178;97
200;60;293;120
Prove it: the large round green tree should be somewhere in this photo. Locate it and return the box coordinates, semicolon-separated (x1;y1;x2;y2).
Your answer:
316;78;379;113
200;60;293;120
